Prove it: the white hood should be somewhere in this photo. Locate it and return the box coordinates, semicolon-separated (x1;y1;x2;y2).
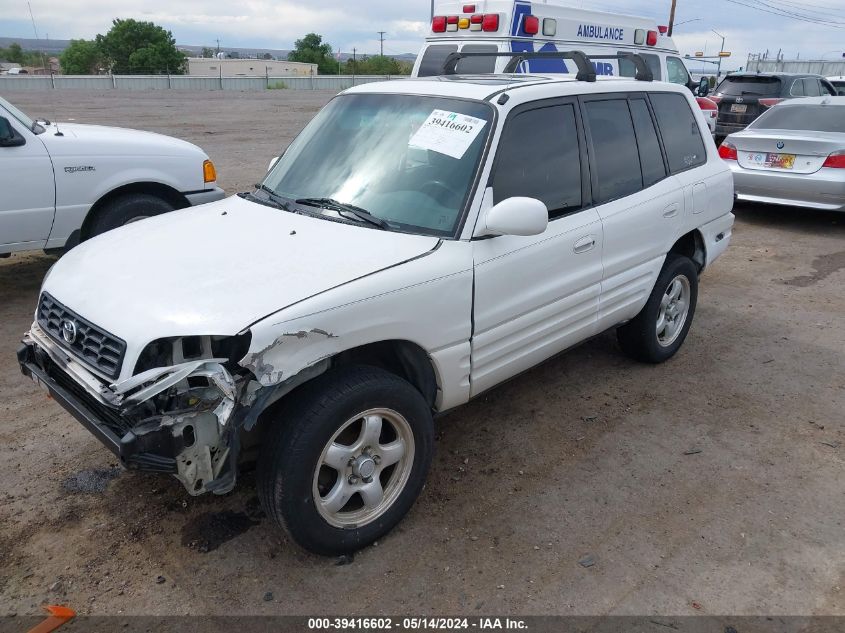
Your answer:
42;195;440;342
38;122;207;158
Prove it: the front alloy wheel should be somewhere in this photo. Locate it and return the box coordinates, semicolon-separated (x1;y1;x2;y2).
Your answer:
313;408;415;528
258;365;434;555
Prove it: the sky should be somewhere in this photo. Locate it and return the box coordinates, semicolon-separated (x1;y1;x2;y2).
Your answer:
2;0;845;70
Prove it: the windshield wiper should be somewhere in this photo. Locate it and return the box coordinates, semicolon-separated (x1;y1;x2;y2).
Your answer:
250;184;295;211
295;197;390;230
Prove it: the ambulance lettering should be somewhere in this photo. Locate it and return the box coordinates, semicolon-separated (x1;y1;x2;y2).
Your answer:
576;25;625;41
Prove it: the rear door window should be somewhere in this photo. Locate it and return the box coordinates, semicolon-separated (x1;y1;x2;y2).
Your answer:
790;79;805;97
716;76;782;96
619;52;661;80
583;99;643;204
417;45;458;77
649;93;707;173
629;98;667;188
802;78;821;97
492;104;584;219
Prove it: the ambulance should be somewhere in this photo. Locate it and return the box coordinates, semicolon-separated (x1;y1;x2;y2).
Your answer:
413;0;700;93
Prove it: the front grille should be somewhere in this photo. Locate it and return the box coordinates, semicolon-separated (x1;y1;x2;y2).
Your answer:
47;359;132;437
37;292;126;379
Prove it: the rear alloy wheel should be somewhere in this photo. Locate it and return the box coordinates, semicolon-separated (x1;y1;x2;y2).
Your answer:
258;365;434;555
617;254;699;363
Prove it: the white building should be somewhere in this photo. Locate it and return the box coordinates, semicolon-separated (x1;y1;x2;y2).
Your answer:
187;58;317;77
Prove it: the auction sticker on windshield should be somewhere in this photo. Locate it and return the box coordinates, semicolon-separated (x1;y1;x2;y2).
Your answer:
409;110;487;160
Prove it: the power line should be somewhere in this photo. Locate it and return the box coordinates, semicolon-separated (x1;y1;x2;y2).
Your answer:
744;0;845;25
723;0;845;28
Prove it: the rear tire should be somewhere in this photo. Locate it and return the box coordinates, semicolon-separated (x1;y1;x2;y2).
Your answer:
88;193;174;238
257;365;434;556
617;254;699;364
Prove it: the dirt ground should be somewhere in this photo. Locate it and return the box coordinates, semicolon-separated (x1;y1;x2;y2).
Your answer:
0;90;843;617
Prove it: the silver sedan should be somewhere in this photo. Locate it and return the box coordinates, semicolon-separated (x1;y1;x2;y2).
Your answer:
719;96;845;211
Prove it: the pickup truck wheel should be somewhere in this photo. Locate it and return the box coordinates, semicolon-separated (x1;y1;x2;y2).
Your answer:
617;254;698;363
88;193;174;238
257;365;434;556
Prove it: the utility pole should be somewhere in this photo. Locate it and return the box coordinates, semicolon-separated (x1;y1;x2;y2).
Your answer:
668;0;678;36
712;30;726;80
377;32;386;57
431;0;435;21
216;38;220;55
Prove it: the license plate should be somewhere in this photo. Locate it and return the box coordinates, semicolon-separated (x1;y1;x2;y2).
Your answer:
730;103;747;113
746;152;796;169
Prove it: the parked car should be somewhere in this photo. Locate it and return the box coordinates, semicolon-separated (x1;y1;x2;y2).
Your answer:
719;96;845;211
18;59;734;555
696;96;718;135
827;76;845;96
709;72;838;140
0;95;224;257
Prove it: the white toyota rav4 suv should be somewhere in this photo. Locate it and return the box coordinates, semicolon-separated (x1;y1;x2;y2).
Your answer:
19;53;734;555
0;95;224;256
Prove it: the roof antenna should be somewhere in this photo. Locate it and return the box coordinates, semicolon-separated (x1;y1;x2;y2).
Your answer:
27;2;62;136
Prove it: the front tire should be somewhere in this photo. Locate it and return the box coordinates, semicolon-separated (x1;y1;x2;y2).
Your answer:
257;365;434;556
88;193;175;238
617;254;699;363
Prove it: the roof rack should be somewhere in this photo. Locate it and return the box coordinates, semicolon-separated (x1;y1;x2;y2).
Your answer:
441;50;654;82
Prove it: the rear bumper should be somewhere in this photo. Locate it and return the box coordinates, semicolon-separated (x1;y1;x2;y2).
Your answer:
184;186;225;206
716;121;749;136
17;340;178;473
729;164;845;211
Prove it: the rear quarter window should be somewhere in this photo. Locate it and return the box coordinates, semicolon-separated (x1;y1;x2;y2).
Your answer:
649;93;707;173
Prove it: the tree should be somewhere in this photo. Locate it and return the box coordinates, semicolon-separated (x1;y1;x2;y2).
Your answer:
288;33;337;75
345;55;412;76
60;39;102;74
95;19;187;74
201;47;215;58
0;42;46;68
5;42;23;63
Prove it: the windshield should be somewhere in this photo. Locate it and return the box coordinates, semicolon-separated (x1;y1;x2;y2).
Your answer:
0;94;36;130
716;76;782;96
262;93;494;237
750;104;845;133
832;81;845;96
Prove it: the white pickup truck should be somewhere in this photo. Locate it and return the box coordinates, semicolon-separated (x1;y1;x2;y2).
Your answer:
0;95;224;256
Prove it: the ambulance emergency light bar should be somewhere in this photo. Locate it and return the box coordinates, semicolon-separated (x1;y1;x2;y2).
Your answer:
442;50;655;82
432;6;664;46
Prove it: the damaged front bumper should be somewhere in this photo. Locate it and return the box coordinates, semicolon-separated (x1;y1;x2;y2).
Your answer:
18;324;241;496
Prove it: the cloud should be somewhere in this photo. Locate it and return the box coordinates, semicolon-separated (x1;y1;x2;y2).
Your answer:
2;0;845;62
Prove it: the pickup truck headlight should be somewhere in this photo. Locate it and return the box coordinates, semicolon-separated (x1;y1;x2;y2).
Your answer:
203;159;217;183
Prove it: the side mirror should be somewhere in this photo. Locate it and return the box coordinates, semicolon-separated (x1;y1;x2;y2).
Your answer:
697;77;710;97
267;156;280;172
0;117;25;148
480;197;548;237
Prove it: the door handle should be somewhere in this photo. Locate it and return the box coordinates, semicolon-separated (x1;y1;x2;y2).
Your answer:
573;235;597;254
663;205;680;219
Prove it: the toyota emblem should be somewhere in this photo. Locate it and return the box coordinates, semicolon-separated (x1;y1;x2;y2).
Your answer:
61;319;78;344
776;141;785;150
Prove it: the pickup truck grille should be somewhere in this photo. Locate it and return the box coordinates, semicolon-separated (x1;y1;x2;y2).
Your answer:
37;292;126;379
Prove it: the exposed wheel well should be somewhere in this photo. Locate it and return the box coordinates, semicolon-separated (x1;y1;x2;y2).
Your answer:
330;340;439;408
669;230;706;273
81;182;190;240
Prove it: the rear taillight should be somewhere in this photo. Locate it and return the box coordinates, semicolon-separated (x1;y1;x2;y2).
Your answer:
482;14;499;31
758;98;783;108
523;15;540;35
646;30;658;46
446;15;459;31
432;16;447;32
708;95;723;104
463;4;476;12
696;97;717;111
822;151;845;168
470;14;483;30
718;142;738;161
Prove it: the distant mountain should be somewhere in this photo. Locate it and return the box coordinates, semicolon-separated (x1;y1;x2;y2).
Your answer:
0;36;417;62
